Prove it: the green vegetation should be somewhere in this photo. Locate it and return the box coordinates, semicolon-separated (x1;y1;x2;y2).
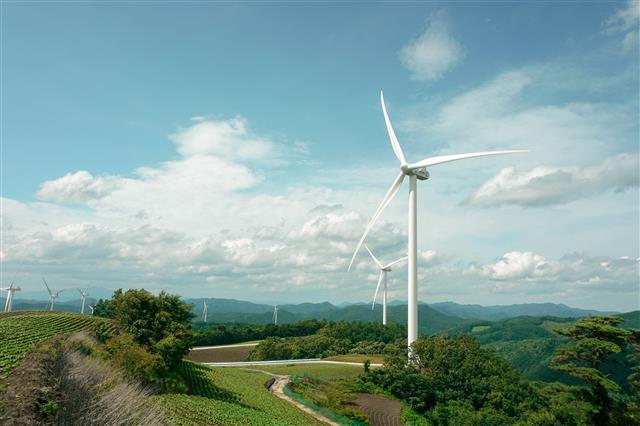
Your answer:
249;320;405;360
252;363;363;380
192;319;328;346
0;311;113;380
551;316;639;425
284;379;368;425
360;315;639;425
94;288;194;391
155;367;323;425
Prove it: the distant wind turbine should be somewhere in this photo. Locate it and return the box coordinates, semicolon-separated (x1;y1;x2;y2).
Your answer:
349;92;527;357
78;287;91;315
365;245;406;326
202;300;208;322
43;278;65;311
273;305;278;325
1;275;21;313
88;304;95;316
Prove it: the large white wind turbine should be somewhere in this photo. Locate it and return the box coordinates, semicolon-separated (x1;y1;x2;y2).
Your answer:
43;278;65;311
273;305;279;325
78;287;91;315
349;92;527;357
365;245;407;326
202;300;208;323
1;276;21;313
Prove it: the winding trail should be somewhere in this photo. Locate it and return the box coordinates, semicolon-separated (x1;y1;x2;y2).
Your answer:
245;368;341;426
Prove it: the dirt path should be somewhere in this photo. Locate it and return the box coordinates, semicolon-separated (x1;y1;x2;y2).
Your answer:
353;394;403;426
245;369;341;426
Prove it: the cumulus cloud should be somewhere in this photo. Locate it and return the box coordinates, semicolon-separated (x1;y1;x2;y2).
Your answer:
37;171;124;203
399;11;464;81
169;116;273;160
602;1;639;52
467;153;639;207
466;251;639;291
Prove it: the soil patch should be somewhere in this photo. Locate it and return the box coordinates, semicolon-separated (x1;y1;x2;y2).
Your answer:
352;394;402;426
0;336;63;425
186;345;254;363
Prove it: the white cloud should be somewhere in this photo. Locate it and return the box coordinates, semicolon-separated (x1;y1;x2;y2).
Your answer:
602;1;639;52
37;171;124;203
466;251;549;280
169;116;273;160
398;11;464;81
467;153;639;207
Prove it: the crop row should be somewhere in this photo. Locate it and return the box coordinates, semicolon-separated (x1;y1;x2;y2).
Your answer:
179;361;239;403
156;367;323;425
0;312;113;379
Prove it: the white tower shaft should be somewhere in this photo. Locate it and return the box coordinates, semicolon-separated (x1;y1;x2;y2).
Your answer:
407;174;418;354
382;272;388;326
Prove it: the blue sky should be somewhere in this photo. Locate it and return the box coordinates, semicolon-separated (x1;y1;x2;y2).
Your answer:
2;2;639;311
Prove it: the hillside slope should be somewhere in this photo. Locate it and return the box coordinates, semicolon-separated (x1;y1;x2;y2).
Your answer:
0;311;113;380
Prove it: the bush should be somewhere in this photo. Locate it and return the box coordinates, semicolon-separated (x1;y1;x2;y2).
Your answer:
102;334;160;384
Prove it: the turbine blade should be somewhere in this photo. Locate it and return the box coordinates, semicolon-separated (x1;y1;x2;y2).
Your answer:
364;245;384;269
384;256;408;269
408;150;529;170
348;171;405;271
42;278;52;295
381;92;408;166
372;271;384;310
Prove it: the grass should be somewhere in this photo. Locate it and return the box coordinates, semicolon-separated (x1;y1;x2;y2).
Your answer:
471;325;491;333
323;354;385;364
156;366;324;425
251;363;364;380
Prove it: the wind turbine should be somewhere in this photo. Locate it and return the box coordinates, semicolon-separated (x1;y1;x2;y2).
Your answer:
273;305;278;325
202;300;208;322
1;276;21;313
43;278;65;311
78;287;91;315
88;304;95;316
349;92;527;357
365;245;407;326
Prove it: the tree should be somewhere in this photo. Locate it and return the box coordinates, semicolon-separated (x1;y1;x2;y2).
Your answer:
95;289;194;372
551;315;634;425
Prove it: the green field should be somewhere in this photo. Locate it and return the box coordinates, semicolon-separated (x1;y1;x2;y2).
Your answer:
156;366;324;425
0;311;113;380
251;363;364;380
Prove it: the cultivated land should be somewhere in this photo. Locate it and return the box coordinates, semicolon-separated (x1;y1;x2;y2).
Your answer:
0;311;112;380
155;365;325;425
186;344;256;363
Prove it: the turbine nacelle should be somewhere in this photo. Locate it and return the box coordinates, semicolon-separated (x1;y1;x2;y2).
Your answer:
407;167;429;181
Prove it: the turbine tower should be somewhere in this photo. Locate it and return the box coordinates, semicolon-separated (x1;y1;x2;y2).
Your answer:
88;304;95;316
202;300;208;322
365;245;407;325
349;92;527;358
1;276;21;313
43;278;65;311
273;305;278;325
78;287;90;315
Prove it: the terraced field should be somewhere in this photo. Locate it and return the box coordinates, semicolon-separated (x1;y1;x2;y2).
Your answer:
0;311;113;380
156;365;324;425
